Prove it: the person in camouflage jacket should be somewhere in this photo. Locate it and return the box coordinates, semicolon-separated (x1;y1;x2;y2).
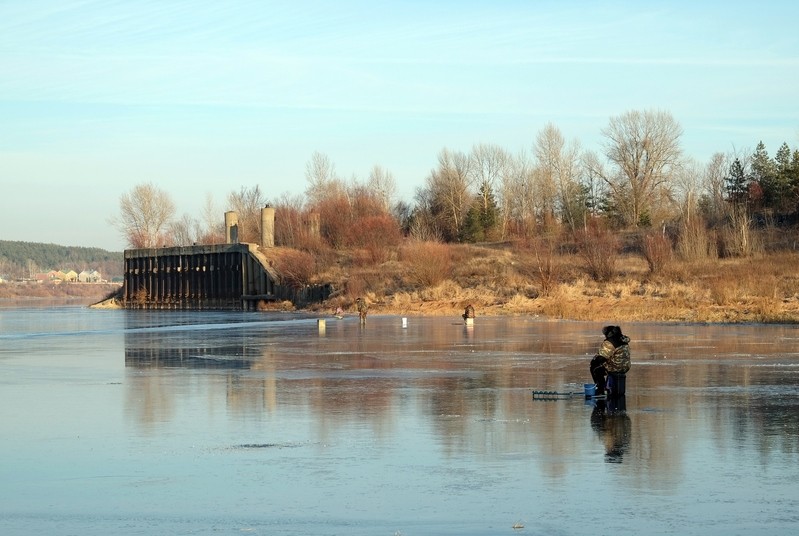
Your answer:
589;325;631;395
462;304;475;321
356;297;368;324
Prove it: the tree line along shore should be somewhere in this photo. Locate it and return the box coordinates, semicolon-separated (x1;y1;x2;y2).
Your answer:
6;111;799;321
102;111;798;325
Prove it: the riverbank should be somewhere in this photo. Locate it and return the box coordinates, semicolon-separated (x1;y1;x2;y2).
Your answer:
308;286;799;324
306;248;799;324
5;247;798;324
331;287;799;324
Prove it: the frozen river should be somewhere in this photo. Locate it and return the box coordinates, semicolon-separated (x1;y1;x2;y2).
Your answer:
1;307;798;535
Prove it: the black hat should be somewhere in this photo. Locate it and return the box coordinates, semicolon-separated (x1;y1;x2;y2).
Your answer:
602;325;622;339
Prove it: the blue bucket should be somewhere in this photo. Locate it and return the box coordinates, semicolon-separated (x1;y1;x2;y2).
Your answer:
584;383;596;397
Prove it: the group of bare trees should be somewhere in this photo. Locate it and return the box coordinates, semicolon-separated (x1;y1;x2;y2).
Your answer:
411;109;798;256
410;110;684;242
113;109;799;262
110;150;402;258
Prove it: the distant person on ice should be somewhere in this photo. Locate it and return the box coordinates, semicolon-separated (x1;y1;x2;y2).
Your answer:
462;304;475;321
356;297;368;324
589;325;631;397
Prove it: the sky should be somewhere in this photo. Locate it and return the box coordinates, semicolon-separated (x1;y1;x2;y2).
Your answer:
1;0;798;252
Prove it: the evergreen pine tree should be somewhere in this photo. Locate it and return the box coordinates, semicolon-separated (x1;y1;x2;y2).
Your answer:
477;183;498;237
790;149;799;216
724;158;750;206
773;142;793;215
459;202;484;243
751;141;777;212
459;184;499;243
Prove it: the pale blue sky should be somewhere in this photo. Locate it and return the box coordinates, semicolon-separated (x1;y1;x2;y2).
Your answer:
1;0;797;251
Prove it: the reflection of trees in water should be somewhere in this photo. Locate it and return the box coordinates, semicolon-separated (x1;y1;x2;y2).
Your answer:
120;316;799;479
631;324;799;360
125;345;253;368
425;375;500;457
631;358;799;463
711;393;799;459
124;371;177;433
124;330;255;429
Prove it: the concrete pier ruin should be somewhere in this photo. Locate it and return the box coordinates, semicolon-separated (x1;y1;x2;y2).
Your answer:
122;207;330;310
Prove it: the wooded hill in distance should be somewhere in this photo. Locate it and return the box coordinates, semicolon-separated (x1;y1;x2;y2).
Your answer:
0;240;123;281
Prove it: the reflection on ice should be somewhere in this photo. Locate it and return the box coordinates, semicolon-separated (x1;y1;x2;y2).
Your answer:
118;313;799;465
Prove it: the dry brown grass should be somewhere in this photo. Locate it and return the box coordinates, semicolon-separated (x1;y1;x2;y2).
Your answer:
304;242;799;324
399;241;453;288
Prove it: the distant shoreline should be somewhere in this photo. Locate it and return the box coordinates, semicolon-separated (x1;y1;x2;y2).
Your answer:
0;297;103;309
0;282;121;309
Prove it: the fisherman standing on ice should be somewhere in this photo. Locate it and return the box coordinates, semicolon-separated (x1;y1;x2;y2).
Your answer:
356;297;368;324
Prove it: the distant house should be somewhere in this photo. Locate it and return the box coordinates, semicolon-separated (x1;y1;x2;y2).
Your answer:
61;270;78;283
78;269;102;283
34;271;59;283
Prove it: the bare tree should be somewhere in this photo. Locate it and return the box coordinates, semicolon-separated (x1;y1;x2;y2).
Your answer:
533;123;584;231
198;192;225;244
558;141;586;231
392;199;413;235
227;185;267;244
600;109;684;226
0;257;19;280
273;192;306;247
673;158;703;228
500;150;537;238
366;165;396;212
409;186;443;241
425;148;473;241
470;143;510;214
26;259;40;279
701;152;733;225
580;150;609;221
113;182;176;248
672;156;721;262
533;124;561;228
168;213;201;246
346;180;385;219
305;151;342;207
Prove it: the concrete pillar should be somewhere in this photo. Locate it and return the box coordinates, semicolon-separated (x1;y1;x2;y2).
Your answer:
225;211;239;244
261;206;275;248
